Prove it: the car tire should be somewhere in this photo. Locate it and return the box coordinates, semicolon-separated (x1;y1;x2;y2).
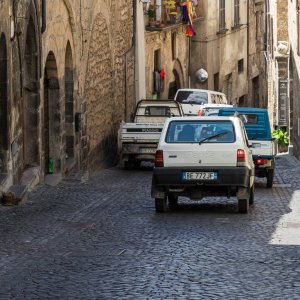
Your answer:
238;198;249;214
155;197;167;213
168;194;178;211
266;169;274;188
249;183;254;205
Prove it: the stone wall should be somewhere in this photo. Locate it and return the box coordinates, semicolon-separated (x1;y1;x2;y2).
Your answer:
0;0;134;186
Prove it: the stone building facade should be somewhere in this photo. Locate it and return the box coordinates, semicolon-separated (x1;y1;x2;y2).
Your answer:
0;0;134;195
140;1;202;100
190;0;249;105
288;0;300;158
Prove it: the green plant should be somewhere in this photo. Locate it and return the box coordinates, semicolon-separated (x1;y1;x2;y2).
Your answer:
272;128;289;146
147;5;156;18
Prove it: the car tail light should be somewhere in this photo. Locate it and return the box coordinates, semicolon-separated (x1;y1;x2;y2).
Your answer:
198;109;204;116
155;150;164;167
237;149;245;166
256;158;267;165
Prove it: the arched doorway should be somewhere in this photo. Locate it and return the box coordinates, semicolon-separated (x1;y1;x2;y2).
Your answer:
0;34;8;173
23;16;39;169
44;52;61;175
64;42;74;161
168;69;181;99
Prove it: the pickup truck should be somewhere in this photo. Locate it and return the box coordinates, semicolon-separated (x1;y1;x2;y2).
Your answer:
118;99;183;169
218;107;276;188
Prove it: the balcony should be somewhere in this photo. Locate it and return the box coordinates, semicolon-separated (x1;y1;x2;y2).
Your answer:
145;2;202;32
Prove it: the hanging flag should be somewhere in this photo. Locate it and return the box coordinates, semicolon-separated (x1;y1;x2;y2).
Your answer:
180;0;196;37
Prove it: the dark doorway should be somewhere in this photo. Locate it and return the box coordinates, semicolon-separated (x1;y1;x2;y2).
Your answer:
64;42;74;161
168;69;181;99
0;34;8;173
44;52;61;174
252;76;260;107
23;17;39;169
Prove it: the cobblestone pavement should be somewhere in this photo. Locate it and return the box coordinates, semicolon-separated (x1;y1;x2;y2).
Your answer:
1;154;300;299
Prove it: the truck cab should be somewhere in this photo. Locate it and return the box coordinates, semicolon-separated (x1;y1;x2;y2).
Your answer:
218;107;276;188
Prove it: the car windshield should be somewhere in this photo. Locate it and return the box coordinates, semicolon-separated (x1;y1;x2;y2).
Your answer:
176;91;208;105
165;120;235;143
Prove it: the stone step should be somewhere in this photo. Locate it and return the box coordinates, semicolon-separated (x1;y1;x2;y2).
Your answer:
2;185;27;206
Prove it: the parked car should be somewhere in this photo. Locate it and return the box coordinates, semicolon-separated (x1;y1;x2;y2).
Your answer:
174;88;228;116
118;100;183;169
198;103;233;116
151;116;255;213
218;107;276;188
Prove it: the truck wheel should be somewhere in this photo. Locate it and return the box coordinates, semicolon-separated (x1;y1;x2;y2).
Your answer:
168;194;178;211
238;198;249;214
155;197;167;213
266;169;274;188
249;183;254;205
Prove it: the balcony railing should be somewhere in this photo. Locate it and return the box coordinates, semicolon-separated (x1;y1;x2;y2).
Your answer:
144;1;203;32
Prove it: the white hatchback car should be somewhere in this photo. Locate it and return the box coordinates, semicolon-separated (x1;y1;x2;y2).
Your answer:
151;116;255;213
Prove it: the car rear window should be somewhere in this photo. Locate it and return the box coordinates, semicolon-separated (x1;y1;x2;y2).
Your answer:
144;106;171;116
237;114;258;124
176;91;208;105
165;121;235;143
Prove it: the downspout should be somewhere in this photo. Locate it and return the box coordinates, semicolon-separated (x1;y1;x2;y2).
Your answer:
247;0;250;106
123;0;136;121
41;0;46;33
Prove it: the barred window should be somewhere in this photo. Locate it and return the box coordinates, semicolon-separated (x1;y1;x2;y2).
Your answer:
219;0;226;30
234;0;240;26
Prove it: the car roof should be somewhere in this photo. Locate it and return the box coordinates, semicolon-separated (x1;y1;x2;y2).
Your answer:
219;107;268;113
176;89;226;95
167;116;239;122
202;104;233;108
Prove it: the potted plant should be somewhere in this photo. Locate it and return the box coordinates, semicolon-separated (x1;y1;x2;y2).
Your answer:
147;5;156;27
272;128;289;153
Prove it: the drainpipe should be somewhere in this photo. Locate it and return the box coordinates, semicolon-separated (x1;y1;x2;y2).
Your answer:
247;0;250;106
41;0;46;33
135;0;146;103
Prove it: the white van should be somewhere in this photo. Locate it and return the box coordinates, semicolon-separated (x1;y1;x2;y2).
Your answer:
174;88;228;116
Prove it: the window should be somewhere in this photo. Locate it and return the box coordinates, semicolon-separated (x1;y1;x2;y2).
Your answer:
238;59;244;73
166;121;235;143
234;0;240;26
176;91;208;104
171;32;176;60
219;0;226;30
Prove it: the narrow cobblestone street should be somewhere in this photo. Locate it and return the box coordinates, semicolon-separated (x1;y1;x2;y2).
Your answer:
1;155;300;299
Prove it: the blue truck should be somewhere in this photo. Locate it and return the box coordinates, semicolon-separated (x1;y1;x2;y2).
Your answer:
218;107;276;188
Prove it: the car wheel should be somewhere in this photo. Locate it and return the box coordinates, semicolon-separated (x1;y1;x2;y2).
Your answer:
249;183;254;205
238;198;249;214
155;197;167;213
266;169;274;188
168;194;178;211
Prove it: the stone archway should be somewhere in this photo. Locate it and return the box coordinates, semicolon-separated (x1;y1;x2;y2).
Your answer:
44;52;61;175
0;33;8;173
64;42;74;161
23;16;39;170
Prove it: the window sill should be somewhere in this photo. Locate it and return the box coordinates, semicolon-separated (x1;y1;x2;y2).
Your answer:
216;28;229;35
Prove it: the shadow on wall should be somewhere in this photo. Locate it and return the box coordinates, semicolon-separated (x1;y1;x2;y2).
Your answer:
87;130;118;171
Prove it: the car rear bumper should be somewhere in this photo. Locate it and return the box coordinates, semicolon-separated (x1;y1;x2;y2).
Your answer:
152;166;254;198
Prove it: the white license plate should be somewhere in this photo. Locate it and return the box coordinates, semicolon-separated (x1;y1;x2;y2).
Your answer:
140;148;156;154
182;172;217;180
